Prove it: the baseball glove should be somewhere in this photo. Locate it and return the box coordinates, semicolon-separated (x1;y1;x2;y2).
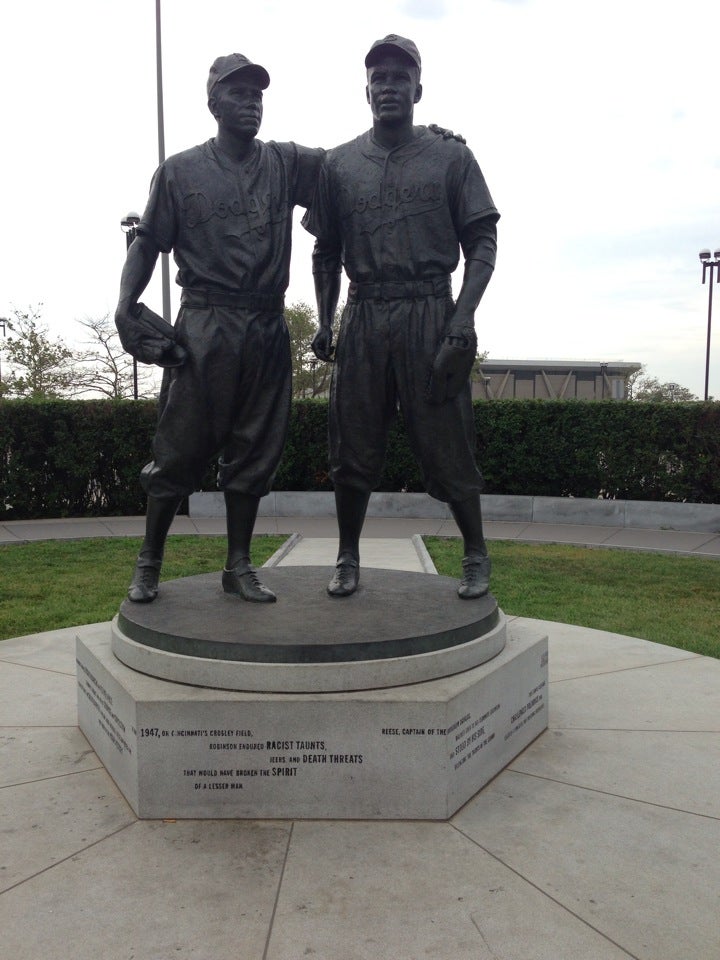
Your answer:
116;303;187;368
426;323;478;404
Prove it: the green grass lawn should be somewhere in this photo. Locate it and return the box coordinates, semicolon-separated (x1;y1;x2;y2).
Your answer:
1;535;718;660
425;537;720;659
0;535;285;641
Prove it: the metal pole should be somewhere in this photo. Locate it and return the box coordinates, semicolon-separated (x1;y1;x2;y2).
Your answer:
124;227;139;400
155;0;172;324
704;261;715;402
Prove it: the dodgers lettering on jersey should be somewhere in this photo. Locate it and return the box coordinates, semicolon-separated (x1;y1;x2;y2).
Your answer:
338;177;444;234
181;189;278;235
303;127;498;283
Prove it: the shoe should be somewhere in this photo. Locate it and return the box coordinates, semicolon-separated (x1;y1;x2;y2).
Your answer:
327;558;360;597
128;562;161;603
457;555;491;599
222;565;277;603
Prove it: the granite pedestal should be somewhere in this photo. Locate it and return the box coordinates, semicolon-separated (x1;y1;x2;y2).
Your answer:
77;568;548;819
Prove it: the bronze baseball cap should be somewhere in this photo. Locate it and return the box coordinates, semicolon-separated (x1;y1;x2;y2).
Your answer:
207;54;270;98
365;34;421;72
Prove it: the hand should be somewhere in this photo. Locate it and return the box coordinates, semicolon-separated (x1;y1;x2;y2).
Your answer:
312;325;334;362
428;123;466;145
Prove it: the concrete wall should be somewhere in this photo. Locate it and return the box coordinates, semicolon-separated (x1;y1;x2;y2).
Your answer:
189;492;720;533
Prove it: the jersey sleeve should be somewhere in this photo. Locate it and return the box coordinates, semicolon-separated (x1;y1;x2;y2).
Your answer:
293;144;325;209
136;163;178;254
450;146;500;239
300;157;340;247
271;142;325;210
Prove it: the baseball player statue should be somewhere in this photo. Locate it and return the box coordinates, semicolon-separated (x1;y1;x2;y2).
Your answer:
303;35;500;600
115;54;323;605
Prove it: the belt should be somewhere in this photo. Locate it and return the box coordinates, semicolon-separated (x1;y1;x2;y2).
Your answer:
347;277;451;301
181;289;285;311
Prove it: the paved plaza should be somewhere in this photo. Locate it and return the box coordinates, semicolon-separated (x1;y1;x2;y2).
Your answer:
1;517;718;958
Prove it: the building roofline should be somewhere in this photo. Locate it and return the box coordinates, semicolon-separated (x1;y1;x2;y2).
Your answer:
478;360;642;373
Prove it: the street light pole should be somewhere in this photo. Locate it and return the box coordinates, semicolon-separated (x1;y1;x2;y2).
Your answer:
121;212;141;399
155;0;172;324
699;248;720;402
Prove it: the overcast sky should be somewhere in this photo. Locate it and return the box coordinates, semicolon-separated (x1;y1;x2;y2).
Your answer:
2;0;719;396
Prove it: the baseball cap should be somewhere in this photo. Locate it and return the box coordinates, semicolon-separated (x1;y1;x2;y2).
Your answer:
365;34;421;72
207;54;270;98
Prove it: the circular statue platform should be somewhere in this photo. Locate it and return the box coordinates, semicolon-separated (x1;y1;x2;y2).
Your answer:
112;567;506;692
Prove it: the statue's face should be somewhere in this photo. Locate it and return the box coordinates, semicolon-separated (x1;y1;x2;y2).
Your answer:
366;53;421;126
210;74;264;139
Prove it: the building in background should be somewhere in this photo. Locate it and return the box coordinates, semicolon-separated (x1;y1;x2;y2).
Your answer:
473;360;642;401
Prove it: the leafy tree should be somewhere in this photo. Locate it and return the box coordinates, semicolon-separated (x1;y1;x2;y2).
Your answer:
73;314;157;399
471;350;490;379
284;301;338;398
630;369;698;402
1;306;77;399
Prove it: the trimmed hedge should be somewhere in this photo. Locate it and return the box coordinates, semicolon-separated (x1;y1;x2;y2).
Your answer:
474;400;720;502
0;398;718;519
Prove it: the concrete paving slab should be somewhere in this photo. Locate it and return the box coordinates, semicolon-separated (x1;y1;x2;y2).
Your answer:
435;518;461;537
0;767;135;892
273;536;335;566
353;517;448;537
688;533;720;557
267;820;632;960
0;523;26;543
257;517;335;537
369;540;430;572
210;516;449;539
550;656;720;731
453;772;720;960
185;517;227;535
0;623;104;674
0;818;291;960
602;527;718;553
1;519;114;541
510;728;720;818
483;519;533;539
506;522;622;545
515;618;699;681
99;516;149;536
247;515;282;535
165;515;200;534
276;536;427;571
0;726;100;788
0;661;77;725
1;520;717;957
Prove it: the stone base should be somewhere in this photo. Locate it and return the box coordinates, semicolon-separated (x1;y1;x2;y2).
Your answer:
76;622;548;820
111;567;505;693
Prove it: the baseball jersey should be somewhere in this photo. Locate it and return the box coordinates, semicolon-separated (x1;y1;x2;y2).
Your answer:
302;126;498;282
138;139;324;294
